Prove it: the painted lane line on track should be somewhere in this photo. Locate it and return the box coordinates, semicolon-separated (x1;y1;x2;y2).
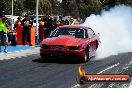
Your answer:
89;84;104;88
71;84;80;88
71;60;132;88
108;60;132;88
97;63;120;74
122;60;132;70
107;84;115;88
89;63;120;88
129;60;132;65
127;60;132;66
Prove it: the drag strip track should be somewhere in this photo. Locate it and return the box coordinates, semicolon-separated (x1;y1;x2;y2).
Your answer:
0;52;132;88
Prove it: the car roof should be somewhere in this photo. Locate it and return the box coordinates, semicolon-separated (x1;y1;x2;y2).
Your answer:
59;25;89;30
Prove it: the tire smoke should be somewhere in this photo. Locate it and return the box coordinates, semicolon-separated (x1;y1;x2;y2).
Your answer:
82;5;132;58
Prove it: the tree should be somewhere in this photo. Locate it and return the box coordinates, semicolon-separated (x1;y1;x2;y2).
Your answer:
39;0;53;15
76;0;102;19
62;0;79;17
0;0;12;15
23;0;36;15
14;0;25;15
1;0;132;18
49;0;63;15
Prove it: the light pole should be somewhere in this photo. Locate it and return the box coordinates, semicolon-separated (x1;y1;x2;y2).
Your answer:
12;0;13;30
36;0;39;44
12;0;16;30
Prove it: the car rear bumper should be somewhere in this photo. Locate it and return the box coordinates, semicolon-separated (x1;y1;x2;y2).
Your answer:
40;48;86;59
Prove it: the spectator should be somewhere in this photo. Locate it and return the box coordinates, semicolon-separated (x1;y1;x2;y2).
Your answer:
43;16;47;28
55;20;60;28
65;19;69;25
29;17;34;27
69;17;75;25
47;15;53;30
80;18;84;24
60;15;66;26
2;17;11;30
51;17;56;30
0;16;8;53
39;17;44;28
59;15;62;22
45;15;53;38
39;18;45;43
14;16;22;29
21;14;32;46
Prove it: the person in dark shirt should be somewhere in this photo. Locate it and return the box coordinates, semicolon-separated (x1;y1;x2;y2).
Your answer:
45;15;53;38
29;17;34;27
21;15;32;46
65;19;69;25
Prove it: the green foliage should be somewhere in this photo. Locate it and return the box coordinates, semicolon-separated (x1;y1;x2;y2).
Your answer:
23;0;36;14
0;0;11;15
62;0;79;17
0;0;132;18
39;0;52;15
14;0;25;15
76;0;132;19
77;0;102;18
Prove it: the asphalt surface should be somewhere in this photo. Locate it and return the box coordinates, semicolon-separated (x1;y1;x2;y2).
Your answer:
0;48;132;88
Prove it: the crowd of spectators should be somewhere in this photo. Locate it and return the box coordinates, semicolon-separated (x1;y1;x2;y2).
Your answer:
14;15;82;42
0;14;83;53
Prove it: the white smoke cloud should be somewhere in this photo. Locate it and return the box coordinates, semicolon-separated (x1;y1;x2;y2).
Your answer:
82;5;132;58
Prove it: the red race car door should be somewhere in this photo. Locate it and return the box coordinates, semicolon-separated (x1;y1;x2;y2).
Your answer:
87;28;97;56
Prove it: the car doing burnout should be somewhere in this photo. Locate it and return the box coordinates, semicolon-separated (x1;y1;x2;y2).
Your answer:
40;25;100;62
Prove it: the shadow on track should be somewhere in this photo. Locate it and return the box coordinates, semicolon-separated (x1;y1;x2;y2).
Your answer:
32;56;96;64
32;57;84;64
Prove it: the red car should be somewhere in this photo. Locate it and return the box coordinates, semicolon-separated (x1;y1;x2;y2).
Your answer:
40;25;100;62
